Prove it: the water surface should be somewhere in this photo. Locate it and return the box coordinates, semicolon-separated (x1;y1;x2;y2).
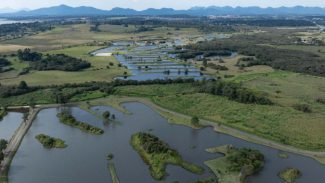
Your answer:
8;102;325;183
0;112;23;140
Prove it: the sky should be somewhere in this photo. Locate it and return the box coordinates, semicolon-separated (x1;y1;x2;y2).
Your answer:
1;0;325;10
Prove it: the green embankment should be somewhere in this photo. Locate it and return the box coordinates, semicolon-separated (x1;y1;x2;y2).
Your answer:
35;134;67;149
108;163;120;183
131;132;204;180
204;145;264;183
57;112;104;135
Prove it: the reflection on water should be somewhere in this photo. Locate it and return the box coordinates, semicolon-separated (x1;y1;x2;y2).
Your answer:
8;102;325;183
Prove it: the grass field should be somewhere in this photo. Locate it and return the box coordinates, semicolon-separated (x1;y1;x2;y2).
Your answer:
1;24;200;53
0;46;127;86
195;55;274;79
115;82;325;151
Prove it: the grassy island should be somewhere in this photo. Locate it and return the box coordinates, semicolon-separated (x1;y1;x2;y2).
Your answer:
278;168;301;183
204;145;264;183
57;112;104;135
131;132;204;180
35;134;67;149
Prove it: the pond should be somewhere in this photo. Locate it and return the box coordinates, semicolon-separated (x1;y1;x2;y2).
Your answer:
93;42;214;81
8;102;325;183
0;112;23;141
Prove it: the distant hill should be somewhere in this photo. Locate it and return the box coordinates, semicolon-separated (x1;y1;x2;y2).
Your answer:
12;5;108;16
1;5;325;17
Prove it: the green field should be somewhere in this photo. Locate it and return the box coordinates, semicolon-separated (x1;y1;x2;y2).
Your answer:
115;81;325;151
0;46;127;86
1;24;200;53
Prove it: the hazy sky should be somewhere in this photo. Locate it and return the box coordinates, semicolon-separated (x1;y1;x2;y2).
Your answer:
2;0;325;10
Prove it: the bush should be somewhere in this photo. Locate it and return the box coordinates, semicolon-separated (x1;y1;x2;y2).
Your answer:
294;104;312;113
191;116;200;127
29;54;91;71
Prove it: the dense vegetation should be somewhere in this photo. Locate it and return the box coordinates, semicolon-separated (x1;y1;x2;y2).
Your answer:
226;148;264;173
131;132;203;180
212;18;315;27
0;58;10;68
278;168;301;183
0;81;37;98
0;79;196;105
17;49;91;71
182;39;325;76
35;134;67;148
0;22;53;40
0;139;8;162
29;54;91;71
17;48;42;61
0;108;7;120
0;79;272;106
92;17;235;33
0;57;12;73
197;81;272;105
57;111;104;135
205;145;264;183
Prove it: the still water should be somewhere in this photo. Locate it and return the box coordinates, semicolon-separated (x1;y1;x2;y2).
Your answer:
0;112;23;140
8;102;325;183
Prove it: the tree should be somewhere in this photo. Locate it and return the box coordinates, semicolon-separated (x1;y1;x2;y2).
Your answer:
0;151;4;162
191;116;200;127
103;111;110;119
18;81;28;90
0;139;8;150
203;59;208;67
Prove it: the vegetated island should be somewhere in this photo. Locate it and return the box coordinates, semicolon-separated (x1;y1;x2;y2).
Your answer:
204;145;264;183
57;112;104;135
35;134;67;149
278;168;301;183
131;132;204;180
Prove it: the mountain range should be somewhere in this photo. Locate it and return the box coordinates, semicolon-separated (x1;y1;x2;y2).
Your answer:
1;5;325;17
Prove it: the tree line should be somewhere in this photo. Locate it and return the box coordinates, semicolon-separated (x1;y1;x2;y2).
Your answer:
182;39;325;77
197;80;273;105
17;48;91;71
